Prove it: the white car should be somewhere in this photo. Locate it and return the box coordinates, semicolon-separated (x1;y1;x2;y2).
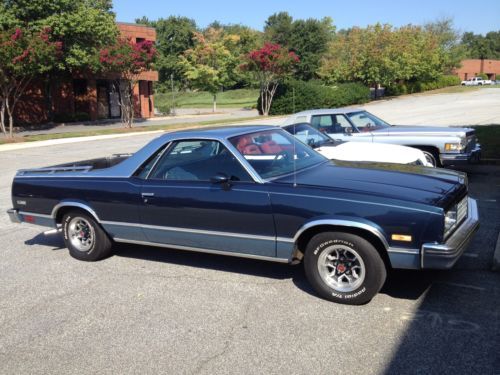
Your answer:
283;123;434;167
461;77;492;86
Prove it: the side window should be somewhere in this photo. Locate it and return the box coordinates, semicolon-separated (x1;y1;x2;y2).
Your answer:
332;115;356;133
148;140;252;182
311;115;334;133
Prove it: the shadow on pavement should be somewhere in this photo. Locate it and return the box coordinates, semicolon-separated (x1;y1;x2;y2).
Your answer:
382;271;500;374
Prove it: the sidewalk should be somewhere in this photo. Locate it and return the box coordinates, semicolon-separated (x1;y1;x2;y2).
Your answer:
2;108;259;138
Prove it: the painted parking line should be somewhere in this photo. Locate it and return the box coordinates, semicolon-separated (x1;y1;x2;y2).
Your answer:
436;281;486;291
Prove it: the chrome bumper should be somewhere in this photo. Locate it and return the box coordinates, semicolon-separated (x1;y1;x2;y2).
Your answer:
441;144;481;165
7;208;22;223
421;198;479;269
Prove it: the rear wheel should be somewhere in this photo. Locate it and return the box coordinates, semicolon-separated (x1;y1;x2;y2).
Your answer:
62;210;113;261
304;232;387;305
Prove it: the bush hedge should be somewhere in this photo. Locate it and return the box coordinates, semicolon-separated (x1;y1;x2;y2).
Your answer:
264;80;370;115
386;75;461;96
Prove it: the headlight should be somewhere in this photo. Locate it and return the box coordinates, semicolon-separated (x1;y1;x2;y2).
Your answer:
444;205;458;238
444;143;463;151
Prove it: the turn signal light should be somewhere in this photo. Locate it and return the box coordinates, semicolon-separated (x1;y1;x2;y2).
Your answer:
391;234;412;242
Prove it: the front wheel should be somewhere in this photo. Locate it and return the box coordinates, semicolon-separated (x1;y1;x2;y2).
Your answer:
304;232;387;305
62;210;113;261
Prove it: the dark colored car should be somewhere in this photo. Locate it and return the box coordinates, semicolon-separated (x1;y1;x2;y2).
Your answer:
7;126;479;304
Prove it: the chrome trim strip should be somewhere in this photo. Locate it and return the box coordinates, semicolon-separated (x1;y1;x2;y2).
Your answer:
293;219;389;249
387;247;420;255
102;220;276;242
51;202;101;222
114;238;290;263
18;211;53;219
276;236;295;243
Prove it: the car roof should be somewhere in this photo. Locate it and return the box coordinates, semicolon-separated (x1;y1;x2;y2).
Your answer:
157;125;279;141
291;108;364;116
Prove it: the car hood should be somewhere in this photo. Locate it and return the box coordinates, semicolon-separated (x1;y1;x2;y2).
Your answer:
372;126;474;137
273;161;466;208
316;142;427;164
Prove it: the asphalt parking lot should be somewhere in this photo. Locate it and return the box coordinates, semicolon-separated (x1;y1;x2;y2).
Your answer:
1;113;499;373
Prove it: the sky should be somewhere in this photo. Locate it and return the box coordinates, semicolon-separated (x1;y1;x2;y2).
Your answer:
113;0;500;35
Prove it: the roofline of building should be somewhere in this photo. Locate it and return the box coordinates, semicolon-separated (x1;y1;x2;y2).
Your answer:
116;21;156;31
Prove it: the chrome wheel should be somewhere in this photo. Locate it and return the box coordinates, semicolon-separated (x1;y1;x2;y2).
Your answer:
68;217;95;252
317;244;365;293
423;151;437;167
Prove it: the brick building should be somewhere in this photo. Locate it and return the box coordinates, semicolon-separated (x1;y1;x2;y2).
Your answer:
454;59;500;81
15;22;158;126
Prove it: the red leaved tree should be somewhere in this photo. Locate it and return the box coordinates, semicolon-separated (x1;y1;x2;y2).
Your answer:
99;38;157;128
0;27;61;137
242;42;299;116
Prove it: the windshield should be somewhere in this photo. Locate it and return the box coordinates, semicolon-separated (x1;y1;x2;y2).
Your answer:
347;111;391;132
229;129;327;179
283;123;338;147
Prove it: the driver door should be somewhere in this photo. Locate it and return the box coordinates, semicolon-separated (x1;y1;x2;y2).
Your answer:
138;139;276;257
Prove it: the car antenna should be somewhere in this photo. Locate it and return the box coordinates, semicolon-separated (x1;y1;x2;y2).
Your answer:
293;122;297;187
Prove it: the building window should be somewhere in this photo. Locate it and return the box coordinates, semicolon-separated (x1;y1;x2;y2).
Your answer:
136;37;145;44
73;79;87;96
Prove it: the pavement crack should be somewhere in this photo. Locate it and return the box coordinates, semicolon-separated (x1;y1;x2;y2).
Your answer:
191;301;251;375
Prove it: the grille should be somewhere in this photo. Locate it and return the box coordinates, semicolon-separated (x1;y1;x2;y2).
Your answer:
465;136;476;153
457;196;468;226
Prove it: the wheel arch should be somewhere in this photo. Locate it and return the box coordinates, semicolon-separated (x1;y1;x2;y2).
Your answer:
291;219;392;269
52;201;101;224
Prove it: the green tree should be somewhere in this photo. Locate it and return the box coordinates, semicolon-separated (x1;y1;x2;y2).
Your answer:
462;31;500;59
319;24;444;92
424;18;465;74
264;12;293;47
0;0;118;72
264;12;334;80
179;29;241;112
136;16;197;90
0;27;61;136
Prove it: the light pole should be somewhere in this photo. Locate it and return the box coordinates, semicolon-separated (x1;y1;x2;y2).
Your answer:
169;35;176;116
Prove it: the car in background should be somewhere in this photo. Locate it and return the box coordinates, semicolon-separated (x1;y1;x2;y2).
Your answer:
283;123;433;167
283;108;481;167
8;125;479;305
461;77;492;86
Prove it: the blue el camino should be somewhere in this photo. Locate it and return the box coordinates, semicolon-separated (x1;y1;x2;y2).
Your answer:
7;125;479;304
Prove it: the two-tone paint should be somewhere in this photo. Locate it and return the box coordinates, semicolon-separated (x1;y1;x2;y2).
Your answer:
8;125;479;270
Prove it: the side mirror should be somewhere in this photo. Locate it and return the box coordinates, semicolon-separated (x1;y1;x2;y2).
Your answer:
210;173;231;189
345;127;353;135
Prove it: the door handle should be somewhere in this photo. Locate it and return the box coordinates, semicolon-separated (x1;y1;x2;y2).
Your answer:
141;192;155;197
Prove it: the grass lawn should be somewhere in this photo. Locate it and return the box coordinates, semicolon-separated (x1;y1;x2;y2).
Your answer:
155;88;259;109
472;125;500;159
0;116;265;146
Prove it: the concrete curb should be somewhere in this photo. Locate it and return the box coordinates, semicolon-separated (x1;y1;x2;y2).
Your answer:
492;231;500;272
0;130;165;152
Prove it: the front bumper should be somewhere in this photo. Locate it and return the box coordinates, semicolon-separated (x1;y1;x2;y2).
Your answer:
421;198;479;269
441;144;481;166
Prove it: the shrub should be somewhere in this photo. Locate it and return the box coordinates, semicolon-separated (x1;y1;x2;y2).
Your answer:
54;111;90;123
477;73;488;80
386;75;460;96
264;80;370;115
155;102;171;115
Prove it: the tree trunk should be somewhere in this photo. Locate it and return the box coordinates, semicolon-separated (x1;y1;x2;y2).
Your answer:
0;99;6;136
212;93;217;112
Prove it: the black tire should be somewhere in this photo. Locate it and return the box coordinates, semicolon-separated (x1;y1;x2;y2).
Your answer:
62;210;113;261
304;232;387;305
